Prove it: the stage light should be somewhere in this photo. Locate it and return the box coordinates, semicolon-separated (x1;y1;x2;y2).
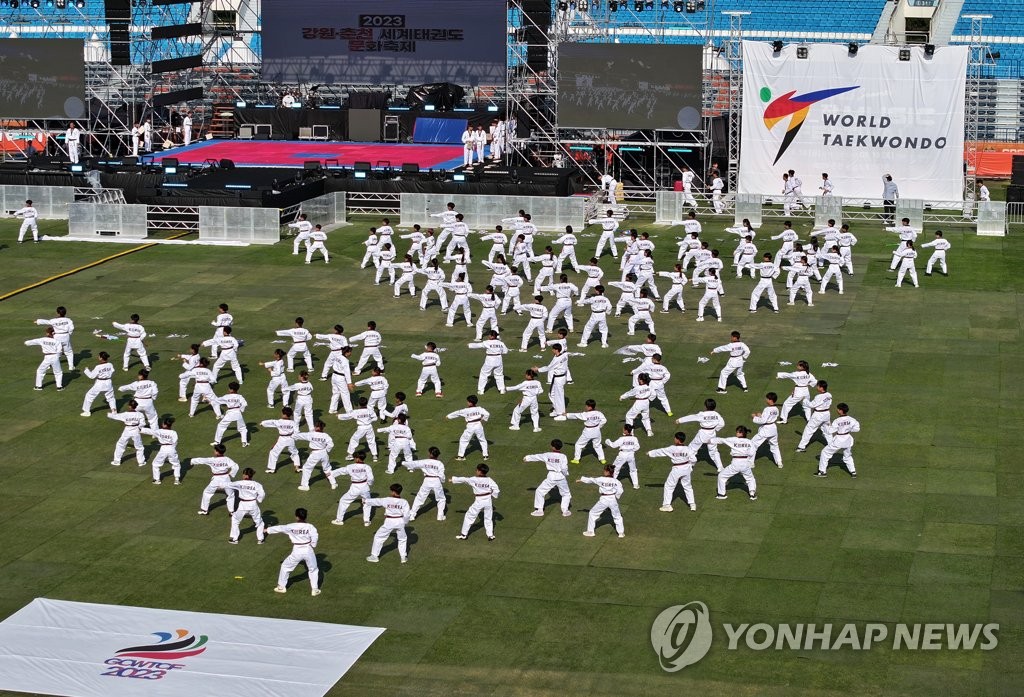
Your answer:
696;0;704;8
633;0;643;11
645;0;654;9
796;46;808;59
30;0;39;7
75;0;84;7
685;0;695;12
772;40;784;52
848;42;858;56
10;0;19;7
924;43;935;56
609;0;617;9
578;0;588;10
353;171;367;179
557;1;567;10
899;48;910;61
987;49;1000;60
660;0;668;8
673;0;683;10
424;104;436;111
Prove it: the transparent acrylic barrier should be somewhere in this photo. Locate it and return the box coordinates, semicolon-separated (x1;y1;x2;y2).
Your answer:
734;194;763;228
200;207;280;245
976;201;1007;237
895;199;924;229
1;185;75;219
814;196;843;228
400;194;586;232
67;203;148;238
655;191;686;224
299;192;347;228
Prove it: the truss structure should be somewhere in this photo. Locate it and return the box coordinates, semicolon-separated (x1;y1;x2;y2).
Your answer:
723;10;746;198
506;0;717;198
963;13;991;204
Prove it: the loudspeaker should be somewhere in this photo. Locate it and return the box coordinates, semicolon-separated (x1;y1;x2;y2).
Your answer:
401;162;420;173
304;160;322;170
162;157;178;168
1007;185;1024;204
105;0;131;66
354;161;372;172
219;159;235;170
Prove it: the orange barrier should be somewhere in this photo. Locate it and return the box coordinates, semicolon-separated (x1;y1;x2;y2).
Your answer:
0;132;48;154
965;141;1024;178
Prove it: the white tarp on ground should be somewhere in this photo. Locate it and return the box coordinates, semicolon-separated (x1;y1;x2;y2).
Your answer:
0;598;384;697
739;42;967;201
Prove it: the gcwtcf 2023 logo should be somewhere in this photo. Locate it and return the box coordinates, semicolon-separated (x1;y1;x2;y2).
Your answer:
101;629;208;681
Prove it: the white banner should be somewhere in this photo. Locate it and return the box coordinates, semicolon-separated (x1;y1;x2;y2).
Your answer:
739;42;967;201
0;598;384;697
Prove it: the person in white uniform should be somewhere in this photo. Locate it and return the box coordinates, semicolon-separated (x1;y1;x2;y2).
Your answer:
288;214;313;256
260;349;288;409
815;402;861;478
225;467;266;543
777;360;817;424
14;199;39;243
305;225;329;264
692;268;724;322
406;446;447;521
542;274;579;334
181;356;220;418
261;406;300;473
113;313;150;372
108;400;145;466
268;507;320;595
508;368;544;432
364;483;411;563
750;392;783;468
118;368;159;428
141;416;181;485
350;321;384;375
192;443;239;514
283;371;315;432
619;373;654;437
205;325;243;384
894;241;919;288
749;253;781;313
517;294;549;352
577;285;612;348
577;464;625;537
182;112;193;145
277;317;313;373
472;125;487;163
711;331;751;394
469;286;500;341
710;173;725;214
338;397;379;461
819;172;833;196
81;351;117;416
606;424;641;489
648;431;697;512
536;344;570;420
675;398;725;472
66;122;81;163
565;400;607;465
468;330;509;395
208;303;233;358
796;380;832;452
354;366;389;421
24;326;64;391
589;209;620;259
451;463;500;540
212;381;249;447
922;230;951;276
680;165;697;209
411;342;443;397
293;419;337;491
524;439;572;517
331;450;374;524
447;395;490;460
713;425;758;501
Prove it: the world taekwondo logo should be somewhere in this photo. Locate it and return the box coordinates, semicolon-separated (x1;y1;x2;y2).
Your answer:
650;602;714;671
101;629;209;680
760;86;859;164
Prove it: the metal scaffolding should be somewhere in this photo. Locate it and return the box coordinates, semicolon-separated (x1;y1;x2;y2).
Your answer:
963;13;990;204
723;10;746;199
506;0;716;198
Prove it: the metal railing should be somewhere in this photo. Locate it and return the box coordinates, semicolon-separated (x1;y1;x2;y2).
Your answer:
345;192;401;216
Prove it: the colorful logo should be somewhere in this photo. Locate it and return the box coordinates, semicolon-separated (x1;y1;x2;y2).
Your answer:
115;629;209;660
760;86;859;164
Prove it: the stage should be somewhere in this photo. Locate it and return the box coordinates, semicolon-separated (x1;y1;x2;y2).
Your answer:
155;140;484;171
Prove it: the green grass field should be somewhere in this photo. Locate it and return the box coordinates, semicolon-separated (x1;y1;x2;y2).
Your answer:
0;211;1021;696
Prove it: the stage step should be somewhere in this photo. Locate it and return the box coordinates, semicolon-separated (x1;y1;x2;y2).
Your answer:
210;103;237;139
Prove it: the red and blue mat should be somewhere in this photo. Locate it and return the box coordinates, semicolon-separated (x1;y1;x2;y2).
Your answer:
155;140;479;171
